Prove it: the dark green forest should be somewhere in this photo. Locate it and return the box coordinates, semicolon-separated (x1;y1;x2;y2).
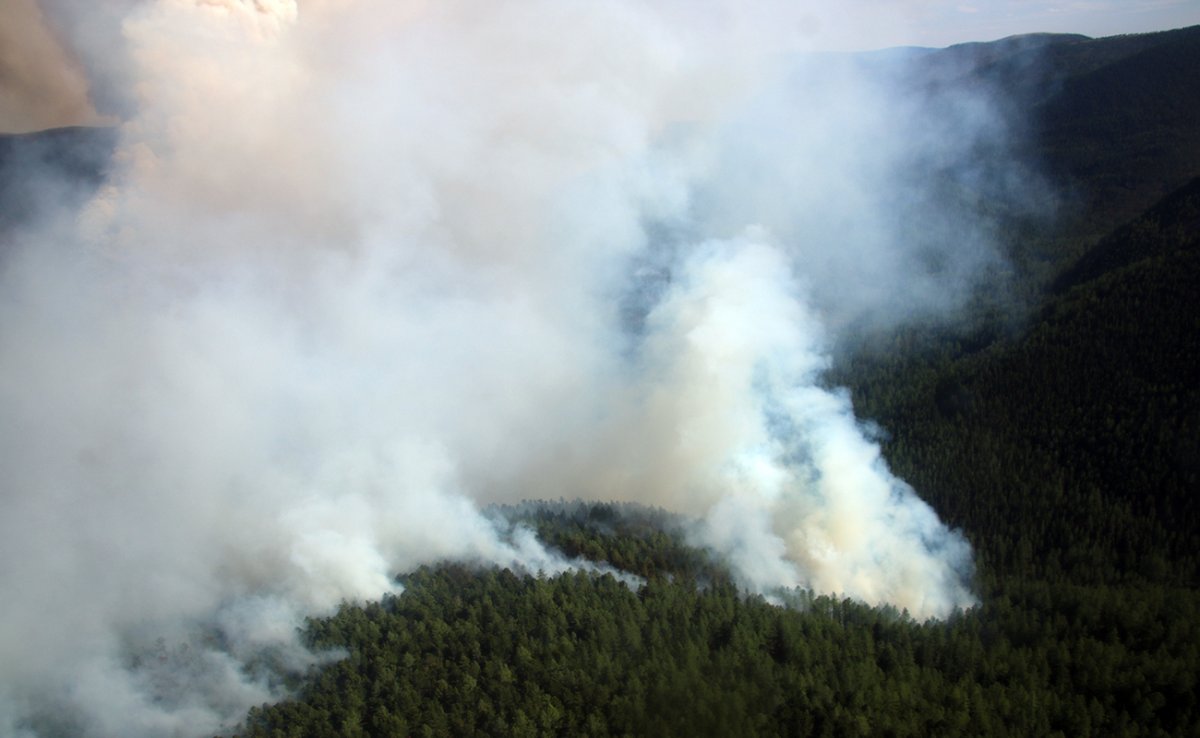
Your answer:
3;23;1198;738
217;26;1200;738
229;502;1199;737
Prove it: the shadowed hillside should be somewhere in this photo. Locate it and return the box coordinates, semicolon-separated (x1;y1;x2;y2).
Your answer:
842;176;1200;588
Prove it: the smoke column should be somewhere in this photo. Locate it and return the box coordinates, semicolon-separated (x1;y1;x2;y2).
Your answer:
0;1;1031;735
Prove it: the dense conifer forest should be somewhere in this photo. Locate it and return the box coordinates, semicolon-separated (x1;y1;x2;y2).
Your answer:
229;500;1199;737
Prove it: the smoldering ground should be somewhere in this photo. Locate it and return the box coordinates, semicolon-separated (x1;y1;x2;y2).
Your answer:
1;1;1043;735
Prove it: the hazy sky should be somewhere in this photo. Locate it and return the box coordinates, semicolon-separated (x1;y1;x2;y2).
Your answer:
809;0;1200;50
1;0;1197;132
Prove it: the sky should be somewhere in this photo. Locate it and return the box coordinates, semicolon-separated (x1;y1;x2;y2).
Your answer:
1;0;1199;132
889;0;1200;48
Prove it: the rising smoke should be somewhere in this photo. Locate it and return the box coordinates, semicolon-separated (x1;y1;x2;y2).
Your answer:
1;1;1030;735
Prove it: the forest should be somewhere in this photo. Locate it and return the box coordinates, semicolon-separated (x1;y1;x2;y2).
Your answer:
226;500;1198;737
221;26;1200;738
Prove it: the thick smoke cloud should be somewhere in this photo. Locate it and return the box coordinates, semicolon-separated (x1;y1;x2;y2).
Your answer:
1;1;1028;735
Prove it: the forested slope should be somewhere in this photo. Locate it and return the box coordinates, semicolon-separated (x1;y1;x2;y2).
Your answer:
841;176;1200;586
1033;26;1200;236
232;503;1200;738
929;25;1200;288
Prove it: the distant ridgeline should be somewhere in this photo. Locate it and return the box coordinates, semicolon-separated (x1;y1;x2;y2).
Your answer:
1031;26;1200;234
920;24;1200;238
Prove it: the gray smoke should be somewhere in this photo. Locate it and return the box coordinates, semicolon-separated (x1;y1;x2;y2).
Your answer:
0;1;1036;735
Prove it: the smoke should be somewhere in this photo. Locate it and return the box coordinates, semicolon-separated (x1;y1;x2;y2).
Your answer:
0;1;1032;735
0;0;108;132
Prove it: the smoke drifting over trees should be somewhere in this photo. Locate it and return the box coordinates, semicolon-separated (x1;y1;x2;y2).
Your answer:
0;1;1041;735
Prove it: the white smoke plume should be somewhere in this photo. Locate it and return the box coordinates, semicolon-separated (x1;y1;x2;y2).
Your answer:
0;1;1027;734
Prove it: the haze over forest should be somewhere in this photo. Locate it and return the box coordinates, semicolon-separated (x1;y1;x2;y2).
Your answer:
1;2;1198;736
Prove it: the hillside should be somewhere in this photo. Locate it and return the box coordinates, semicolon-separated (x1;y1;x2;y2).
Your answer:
1036;27;1200;237
839;176;1200;587
932;25;1200;240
